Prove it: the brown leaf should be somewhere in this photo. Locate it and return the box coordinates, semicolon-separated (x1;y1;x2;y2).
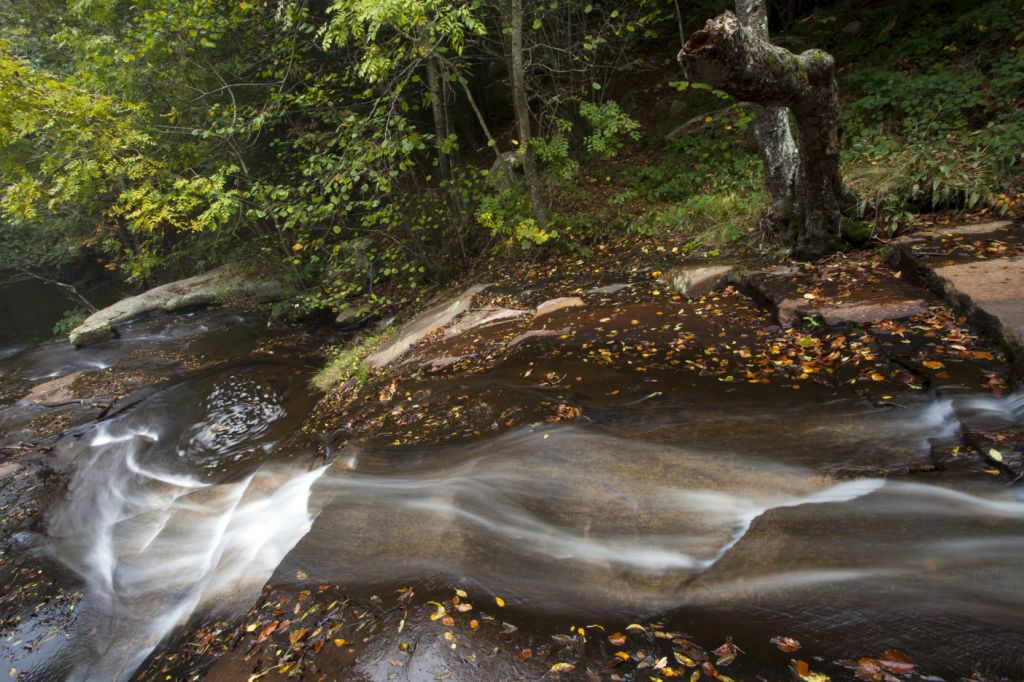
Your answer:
770;635;800;652
877;650;915;675
256;620;279;643
288;628;308;646
608;632;627;646
518;648;533;662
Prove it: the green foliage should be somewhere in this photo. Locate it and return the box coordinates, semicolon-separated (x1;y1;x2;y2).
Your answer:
52;307;88;336
840;0;1024;230
312;328;396;392
532;118;579;183
477;188;559;251
631;190;762;246
579;101;641;159
845;132;998;234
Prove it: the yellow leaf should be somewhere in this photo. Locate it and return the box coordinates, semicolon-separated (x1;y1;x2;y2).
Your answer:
333;638;347;647
988;448;1004;462
549;662;575;673
495;596;506;607
922;360;945;369
455;588;468;598
626;623;646;632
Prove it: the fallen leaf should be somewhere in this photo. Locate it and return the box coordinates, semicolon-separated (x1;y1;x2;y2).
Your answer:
256;620;279;643
770;635;800;652
673;651;697;667
549;662;575;673
495;596;506;607
608;632;627;646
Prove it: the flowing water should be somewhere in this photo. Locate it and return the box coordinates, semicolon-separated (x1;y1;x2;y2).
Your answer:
2;300;1024;679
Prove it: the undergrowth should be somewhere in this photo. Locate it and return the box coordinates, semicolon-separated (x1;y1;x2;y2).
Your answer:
311;328;394;392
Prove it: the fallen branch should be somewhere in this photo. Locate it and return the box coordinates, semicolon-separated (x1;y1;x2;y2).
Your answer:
17;268;98;314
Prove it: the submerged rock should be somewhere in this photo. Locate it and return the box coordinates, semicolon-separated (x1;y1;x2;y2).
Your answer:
68;264;286;347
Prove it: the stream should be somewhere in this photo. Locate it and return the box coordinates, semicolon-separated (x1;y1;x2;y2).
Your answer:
1;295;1023;679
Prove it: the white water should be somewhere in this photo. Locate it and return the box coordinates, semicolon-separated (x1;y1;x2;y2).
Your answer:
42;390;325;680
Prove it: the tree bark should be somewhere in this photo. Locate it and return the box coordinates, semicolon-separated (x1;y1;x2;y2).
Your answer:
734;0;798;238
678;11;844;259
509;0;548;229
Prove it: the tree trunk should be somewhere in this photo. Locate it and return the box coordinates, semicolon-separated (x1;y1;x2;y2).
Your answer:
509;0;548;229
425;49;452;182
735;0;798;238
678;11;844;259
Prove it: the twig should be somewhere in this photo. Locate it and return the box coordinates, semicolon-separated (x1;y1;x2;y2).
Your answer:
16;269;98;314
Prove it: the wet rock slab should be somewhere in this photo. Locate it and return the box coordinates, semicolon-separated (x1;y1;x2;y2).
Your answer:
741;263;932;328
931;256;1024;348
892;219;1024;369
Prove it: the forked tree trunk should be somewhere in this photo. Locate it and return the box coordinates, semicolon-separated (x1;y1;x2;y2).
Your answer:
735;0;798;237
678;11;844;259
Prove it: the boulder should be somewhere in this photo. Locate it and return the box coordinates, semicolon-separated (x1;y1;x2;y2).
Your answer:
659;265;735;298
69;264;286;347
